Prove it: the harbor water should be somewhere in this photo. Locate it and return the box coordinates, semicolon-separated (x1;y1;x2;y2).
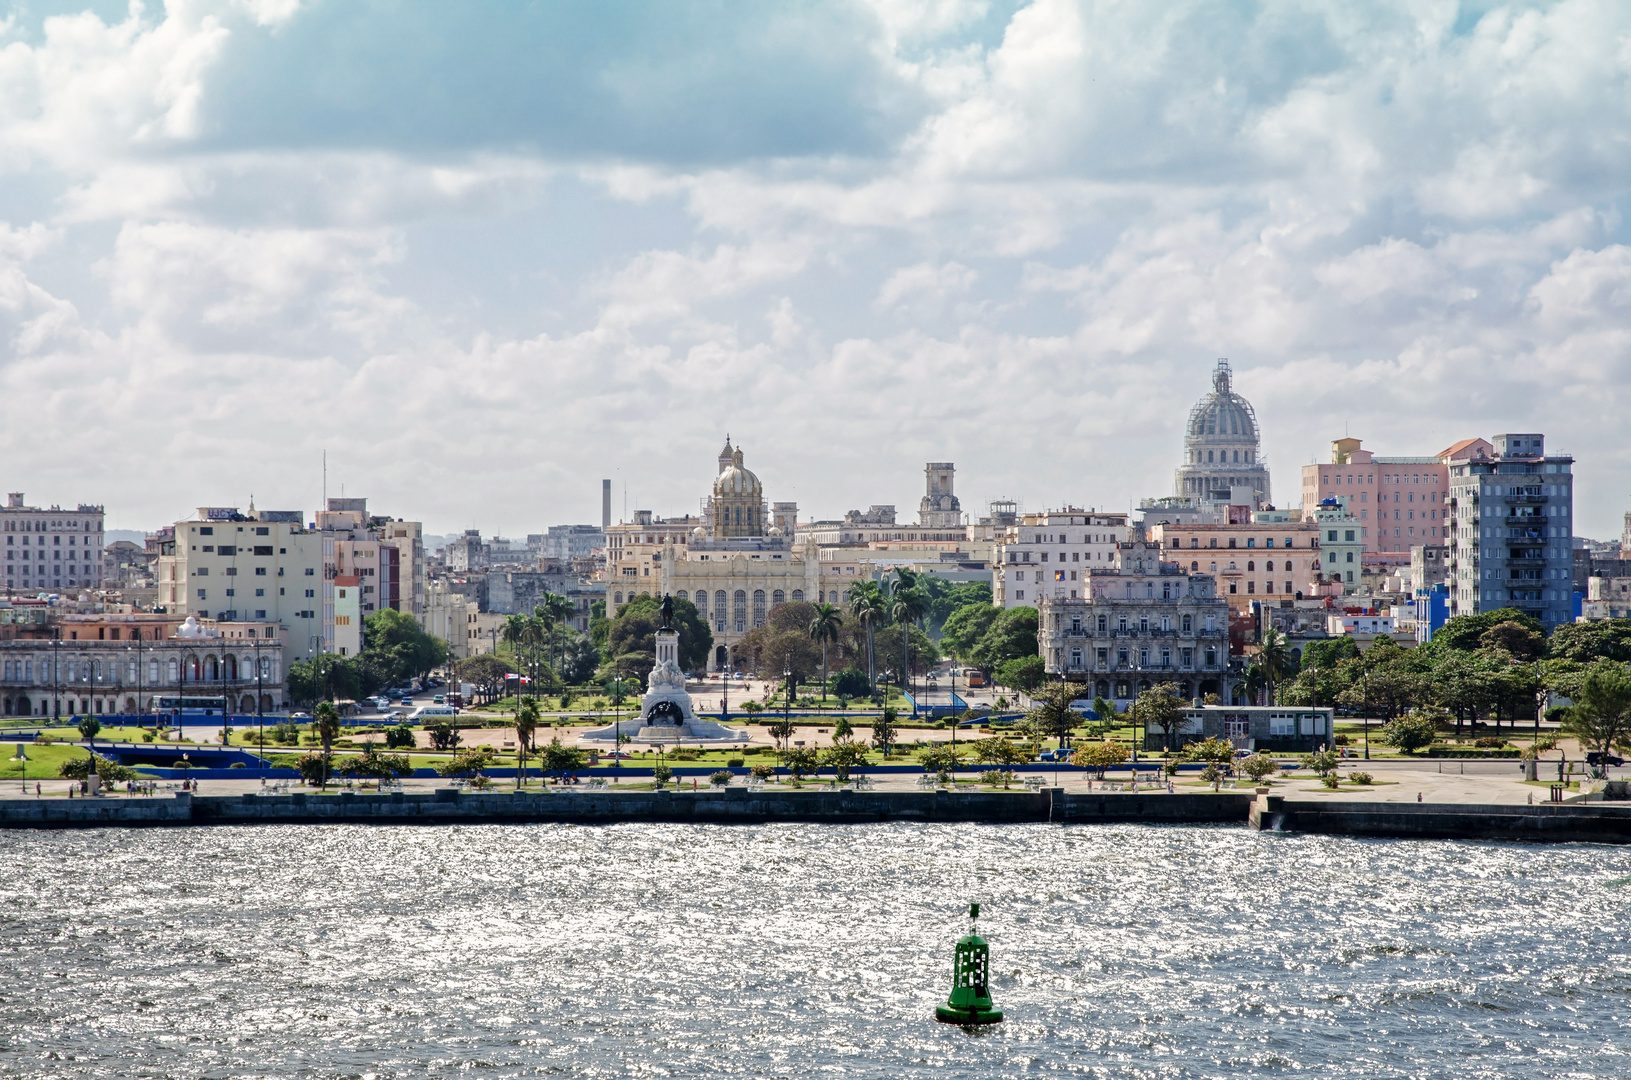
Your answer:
2;822;1628;1077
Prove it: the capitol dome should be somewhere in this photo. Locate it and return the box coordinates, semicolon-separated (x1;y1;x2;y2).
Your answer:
1186;363;1258;444
1173;359;1272;505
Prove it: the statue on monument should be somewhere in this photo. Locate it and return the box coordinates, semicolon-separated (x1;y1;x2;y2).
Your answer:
660;592;674;630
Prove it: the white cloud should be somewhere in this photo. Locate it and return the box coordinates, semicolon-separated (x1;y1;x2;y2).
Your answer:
5;1;1631;539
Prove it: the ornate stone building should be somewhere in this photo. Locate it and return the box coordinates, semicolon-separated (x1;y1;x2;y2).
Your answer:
1173;360;1271;508
1037;528;1232;706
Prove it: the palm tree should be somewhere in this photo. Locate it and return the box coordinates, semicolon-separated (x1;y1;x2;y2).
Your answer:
313;701;342;790
514;697;540;788
535;593;576;689
846;581;888;695
1256;627;1290;706
887;570;929;710
519;616;547;702
807;603;843;705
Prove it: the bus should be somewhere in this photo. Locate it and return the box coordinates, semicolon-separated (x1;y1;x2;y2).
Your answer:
156;696;227;730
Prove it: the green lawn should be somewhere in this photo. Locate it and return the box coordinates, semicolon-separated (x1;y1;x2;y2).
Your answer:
0;742;92;780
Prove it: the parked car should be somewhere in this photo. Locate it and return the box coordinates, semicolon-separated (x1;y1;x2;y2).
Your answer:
433;695;445;705
289;711;312;721
1586;751;1625;767
1038;747;1075;763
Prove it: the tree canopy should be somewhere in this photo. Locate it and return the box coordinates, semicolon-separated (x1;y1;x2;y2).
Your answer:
604;594;712;679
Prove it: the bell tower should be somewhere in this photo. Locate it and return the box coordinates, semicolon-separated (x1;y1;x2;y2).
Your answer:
918;462;961;528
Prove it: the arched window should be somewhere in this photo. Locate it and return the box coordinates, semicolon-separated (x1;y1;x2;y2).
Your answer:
733;590;747;633
714;591;727;630
1190;561;1199;571
1246;561;1254;572
791;590;804;601
752;590;767;627
614;592;623;604
771;590;785;607
676;590;687;602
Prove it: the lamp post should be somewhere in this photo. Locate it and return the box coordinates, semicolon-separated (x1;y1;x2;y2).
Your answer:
782;664;792;768
1362;668;1371;761
51;629;60;721
253;635;264;769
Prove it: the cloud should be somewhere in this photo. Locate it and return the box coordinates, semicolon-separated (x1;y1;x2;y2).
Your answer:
4;0;1631;541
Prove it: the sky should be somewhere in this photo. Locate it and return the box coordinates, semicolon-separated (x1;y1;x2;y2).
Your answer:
3;0;1631;541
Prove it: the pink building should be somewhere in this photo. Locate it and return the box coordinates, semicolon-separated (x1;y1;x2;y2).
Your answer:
1300;438;1492;556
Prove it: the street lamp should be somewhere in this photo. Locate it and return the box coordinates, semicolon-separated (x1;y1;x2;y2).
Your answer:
51;628;60;722
1362;668;1370;761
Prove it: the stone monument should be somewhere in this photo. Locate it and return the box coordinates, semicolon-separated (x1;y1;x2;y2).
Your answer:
582;595;749;744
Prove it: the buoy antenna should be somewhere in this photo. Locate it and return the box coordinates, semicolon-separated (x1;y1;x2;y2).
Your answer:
969;902;979;920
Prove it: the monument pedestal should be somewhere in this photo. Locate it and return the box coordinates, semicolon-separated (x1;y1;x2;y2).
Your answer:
582;624;750;744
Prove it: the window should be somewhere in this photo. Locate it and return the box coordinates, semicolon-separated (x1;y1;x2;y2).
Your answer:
197;589;206;599
1270;713;1295;736
1097;615;1107;632
304;568;314;575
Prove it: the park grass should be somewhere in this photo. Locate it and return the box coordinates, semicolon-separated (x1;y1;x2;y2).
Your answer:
0;742;91;780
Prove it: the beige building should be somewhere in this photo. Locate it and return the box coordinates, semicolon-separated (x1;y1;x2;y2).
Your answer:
155;508;331;661
3;493;105;595
994;509;1129;609
1150;513;1321;611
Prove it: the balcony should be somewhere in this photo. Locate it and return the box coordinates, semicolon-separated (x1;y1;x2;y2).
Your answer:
1506;528;1545;541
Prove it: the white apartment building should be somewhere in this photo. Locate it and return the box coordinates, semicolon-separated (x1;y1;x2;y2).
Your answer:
155;508;332;661
993;509;1130;608
3;493;105;594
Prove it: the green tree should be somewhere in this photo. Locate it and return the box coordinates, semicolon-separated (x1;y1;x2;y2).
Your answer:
807;603;843;704
1091;696;1118;733
333;747;413;781
360;608;451;692
513;697;540;785
438;746;497;778
1300;748;1341;777
784;746;819;781
940;602;999;663
426;720;461;751
1183;736;1236;766
996;654;1045;693
1479;620;1547;662
970;607;1039;671
1239;753;1278;782
832;715;853;742
1547;620;1631;664
831;667;868;699
1133;683;1187;750
917;743;964;781
76;715;101;750
1026;680;1083;748
819;740;870;781
384;723;416;750
973;737;1029;765
1423;608;1543;655
605;594;712;680
887;570;930;692
1379;710;1439;754
928;582;994;638
1254;628;1291;705
313;701;342;788
1562;662;1631;757
870;706;899;756
540;737;587;775
845;580;889;693
1070;740;1129;777
1301;636;1359;671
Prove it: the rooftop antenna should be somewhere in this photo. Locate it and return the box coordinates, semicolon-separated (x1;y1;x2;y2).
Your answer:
322;450;327;512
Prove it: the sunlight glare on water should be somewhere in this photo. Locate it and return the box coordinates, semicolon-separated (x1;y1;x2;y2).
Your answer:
2;822;1628;1077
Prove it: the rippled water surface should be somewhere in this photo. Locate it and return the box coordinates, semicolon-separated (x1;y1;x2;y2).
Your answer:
2;823;1629;1078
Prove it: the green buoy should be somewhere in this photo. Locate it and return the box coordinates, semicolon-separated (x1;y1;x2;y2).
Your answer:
934;902;1004;1025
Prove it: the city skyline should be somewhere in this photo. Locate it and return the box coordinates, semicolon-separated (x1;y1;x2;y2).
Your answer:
2;3;1629;539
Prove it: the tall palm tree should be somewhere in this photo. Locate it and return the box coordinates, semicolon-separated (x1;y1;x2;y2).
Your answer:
846;581;887;694
807;603;843;705
536;593;576;688
1256;627;1290;706
519;616;547;702
313;701;341;790
514;697;539;788
887;570;929;708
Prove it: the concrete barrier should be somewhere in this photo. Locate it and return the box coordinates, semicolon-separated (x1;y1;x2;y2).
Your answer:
1250;794;1631;844
0;791;195;827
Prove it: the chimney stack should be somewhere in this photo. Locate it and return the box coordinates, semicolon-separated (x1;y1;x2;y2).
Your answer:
602;479;611;529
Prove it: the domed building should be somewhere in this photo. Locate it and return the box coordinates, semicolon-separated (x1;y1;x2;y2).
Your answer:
710;439;766;538
1173;359;1271;507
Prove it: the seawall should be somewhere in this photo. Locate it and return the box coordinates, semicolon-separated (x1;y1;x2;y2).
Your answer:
0;788;1244;828
3;790;1627;843
1249;794;1631;844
